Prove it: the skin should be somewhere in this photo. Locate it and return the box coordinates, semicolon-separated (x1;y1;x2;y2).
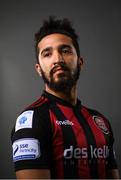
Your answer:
16;33;120;179
36;33;83;105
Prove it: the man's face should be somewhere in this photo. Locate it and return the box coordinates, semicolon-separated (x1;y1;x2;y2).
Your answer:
35;33;83;92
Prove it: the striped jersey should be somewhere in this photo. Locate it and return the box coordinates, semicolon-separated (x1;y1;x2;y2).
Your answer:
11;91;117;179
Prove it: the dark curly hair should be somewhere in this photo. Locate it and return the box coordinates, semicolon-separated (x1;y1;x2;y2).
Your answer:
35;16;80;63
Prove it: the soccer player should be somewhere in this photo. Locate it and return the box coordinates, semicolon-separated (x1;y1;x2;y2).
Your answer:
11;17;120;179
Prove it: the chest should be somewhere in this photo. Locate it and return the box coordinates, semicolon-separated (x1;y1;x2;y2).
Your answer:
49;105;110;150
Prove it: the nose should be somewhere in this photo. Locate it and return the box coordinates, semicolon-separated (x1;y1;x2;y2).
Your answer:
53;50;64;64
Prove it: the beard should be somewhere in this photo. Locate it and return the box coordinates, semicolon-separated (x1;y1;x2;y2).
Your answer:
40;62;80;93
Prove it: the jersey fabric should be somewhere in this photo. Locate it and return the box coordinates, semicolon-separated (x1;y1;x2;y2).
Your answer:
11;91;117;179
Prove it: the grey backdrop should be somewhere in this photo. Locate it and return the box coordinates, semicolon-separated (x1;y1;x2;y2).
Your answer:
0;0;120;178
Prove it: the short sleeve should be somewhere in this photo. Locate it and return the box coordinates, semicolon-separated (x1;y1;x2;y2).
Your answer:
11;108;52;171
106;123;118;169
87;108;118;170
95;110;118;169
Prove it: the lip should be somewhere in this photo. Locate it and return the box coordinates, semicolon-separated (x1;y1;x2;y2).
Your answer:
53;67;65;74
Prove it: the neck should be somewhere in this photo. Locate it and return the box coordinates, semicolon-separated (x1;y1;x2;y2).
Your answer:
45;85;77;106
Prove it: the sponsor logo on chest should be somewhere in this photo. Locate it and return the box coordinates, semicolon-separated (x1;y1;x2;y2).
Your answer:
64;145;109;159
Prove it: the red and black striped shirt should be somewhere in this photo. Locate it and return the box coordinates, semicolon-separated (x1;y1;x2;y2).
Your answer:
11;91;117;179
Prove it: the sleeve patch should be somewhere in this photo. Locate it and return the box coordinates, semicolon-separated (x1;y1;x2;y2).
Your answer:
15;111;34;132
12;138;40;162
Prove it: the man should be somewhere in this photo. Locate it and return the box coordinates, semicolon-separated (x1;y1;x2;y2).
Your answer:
11;17;120;179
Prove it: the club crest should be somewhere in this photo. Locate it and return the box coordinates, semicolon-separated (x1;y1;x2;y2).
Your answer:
93;116;109;134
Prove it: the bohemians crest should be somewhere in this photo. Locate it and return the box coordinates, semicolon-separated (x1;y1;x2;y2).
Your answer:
93;115;109;134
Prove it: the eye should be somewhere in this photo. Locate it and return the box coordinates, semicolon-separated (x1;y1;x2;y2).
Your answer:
43;52;52;57
62;48;72;54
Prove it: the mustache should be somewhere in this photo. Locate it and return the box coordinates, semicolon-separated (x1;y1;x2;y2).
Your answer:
50;62;69;75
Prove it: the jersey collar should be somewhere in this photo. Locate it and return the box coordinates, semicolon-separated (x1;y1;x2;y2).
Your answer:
43;90;81;108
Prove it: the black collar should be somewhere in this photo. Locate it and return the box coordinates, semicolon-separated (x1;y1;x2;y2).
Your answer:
43;90;81;109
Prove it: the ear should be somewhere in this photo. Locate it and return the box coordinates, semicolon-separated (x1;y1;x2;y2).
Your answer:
35;63;42;76
78;57;84;69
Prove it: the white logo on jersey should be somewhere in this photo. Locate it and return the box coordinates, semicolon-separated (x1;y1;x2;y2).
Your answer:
12;138;40;162
56;120;74;126
15;111;34;132
64;145;109;159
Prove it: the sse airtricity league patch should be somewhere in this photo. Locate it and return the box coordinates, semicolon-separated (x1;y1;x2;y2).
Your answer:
12;138;40;162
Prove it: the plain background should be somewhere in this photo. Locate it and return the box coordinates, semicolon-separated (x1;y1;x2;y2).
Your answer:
0;0;120;178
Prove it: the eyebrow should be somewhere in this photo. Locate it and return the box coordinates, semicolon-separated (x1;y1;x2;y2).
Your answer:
59;44;72;50
41;47;52;56
40;44;73;56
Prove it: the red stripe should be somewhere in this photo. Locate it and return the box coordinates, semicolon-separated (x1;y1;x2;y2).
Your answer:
25;97;49;109
58;104;90;178
81;106;107;178
49;109;64;178
32;98;49;108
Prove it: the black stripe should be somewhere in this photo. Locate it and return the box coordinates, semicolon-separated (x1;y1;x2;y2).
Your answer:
87;108;111;172
50;103;79;179
74;107;99;179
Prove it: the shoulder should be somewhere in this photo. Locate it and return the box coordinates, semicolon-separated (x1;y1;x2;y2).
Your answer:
11;95;52;139
24;94;50;112
82;105;109;122
19;94;52;120
82;105;113;135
